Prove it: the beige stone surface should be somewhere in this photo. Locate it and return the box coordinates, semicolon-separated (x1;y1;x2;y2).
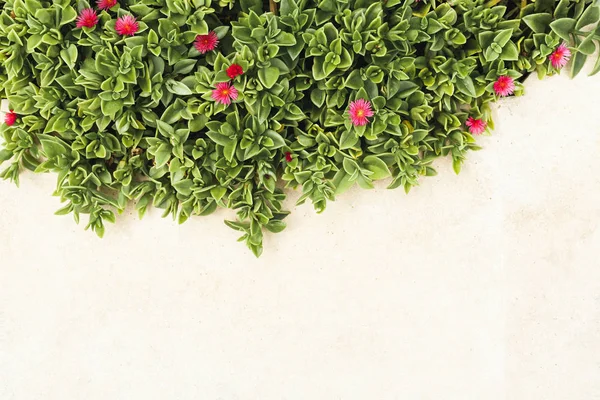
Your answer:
1;62;600;399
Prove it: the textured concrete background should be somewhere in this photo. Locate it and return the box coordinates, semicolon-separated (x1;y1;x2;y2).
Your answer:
1;60;600;399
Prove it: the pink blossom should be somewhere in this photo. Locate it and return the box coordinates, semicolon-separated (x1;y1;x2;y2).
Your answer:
212;82;238;106
96;0;117;10
115;15;139;36
76;8;98;29
4;110;17;126
549;42;571;69
348;99;374;126
465;117;487;135
493;75;515;97
194;31;219;54
226;64;244;80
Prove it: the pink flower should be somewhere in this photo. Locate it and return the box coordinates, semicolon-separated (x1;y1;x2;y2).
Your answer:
348;99;374;126
493;75;515;97
96;0;117;10
549;42;571;69
76;8;98;29
212;82;238;106
194;31;219;54
4;110;17;126
115;15;139;36
285;152;293;162
465;117;487;135
226;64;244;80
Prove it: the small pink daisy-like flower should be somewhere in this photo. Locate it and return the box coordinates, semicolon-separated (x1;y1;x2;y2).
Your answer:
212;82;238;106
549;42;571;69
4;110;17;126
115;15;139;36
465;117;487;135
96;0;117;10
348;98;374;126
194;31;219;54
76;8;98;29
493;75;515;97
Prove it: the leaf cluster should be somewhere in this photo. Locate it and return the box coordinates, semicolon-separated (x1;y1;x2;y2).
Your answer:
0;0;598;255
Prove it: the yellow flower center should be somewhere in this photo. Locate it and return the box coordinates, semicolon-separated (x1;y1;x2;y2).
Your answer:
356;109;365;117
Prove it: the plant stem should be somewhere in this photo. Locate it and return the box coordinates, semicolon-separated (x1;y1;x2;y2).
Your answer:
520;0;527;17
485;0;503;7
270;0;277;14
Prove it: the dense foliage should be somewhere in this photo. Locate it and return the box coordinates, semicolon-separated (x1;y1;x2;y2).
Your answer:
0;0;599;256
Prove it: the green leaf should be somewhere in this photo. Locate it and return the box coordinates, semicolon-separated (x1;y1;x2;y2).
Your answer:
38;134;69;158
332;169;355;195
412;129;429;142
500;41;519;61
577;35;597;56
523;14;552;34
0;149;13;163
173;179;193;196
223;141;237;161
206;131;233;146
342;157;359;175
278;32;296;46
396;81;419;98
310;89;326;107
590;53;600;76
571;50;587;78
345;69;363;90
154;144;171;168
60;6;78;26
550;18;576;41
258;66;280;89
263;130;285;149
452;159;462;175
60;44;78;70
493;29;514;46
339;129;359;150
210;186;227;202
156;120;174;137
456;76;477;97
26;35;43;52
24;0;42;13
165;79;193;95
101;100;122;118
576;5;600;29
265;220;287;233
363;155;391;180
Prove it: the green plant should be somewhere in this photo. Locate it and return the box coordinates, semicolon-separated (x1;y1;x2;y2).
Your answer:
0;0;599;256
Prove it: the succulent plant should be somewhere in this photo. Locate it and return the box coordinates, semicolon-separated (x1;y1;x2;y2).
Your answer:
0;0;599;256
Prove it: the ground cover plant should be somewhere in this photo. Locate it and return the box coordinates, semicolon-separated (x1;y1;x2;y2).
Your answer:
0;0;599;256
